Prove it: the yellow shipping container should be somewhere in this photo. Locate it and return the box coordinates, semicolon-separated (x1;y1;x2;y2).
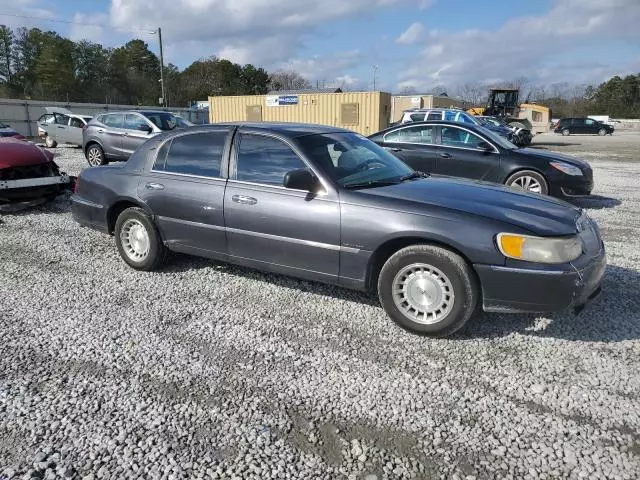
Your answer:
208;91;392;136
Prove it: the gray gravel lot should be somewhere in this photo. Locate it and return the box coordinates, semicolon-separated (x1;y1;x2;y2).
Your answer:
1;133;639;479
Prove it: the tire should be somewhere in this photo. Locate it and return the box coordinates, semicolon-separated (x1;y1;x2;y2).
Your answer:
505;170;549;195
377;244;479;337
114;207;167;271
598;128;606;136
45;135;57;148
86;144;107;166
562;129;570;136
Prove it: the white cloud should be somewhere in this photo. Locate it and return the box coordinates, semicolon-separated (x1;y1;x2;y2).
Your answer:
68;13;110;43
396;22;424;45
396;0;640;90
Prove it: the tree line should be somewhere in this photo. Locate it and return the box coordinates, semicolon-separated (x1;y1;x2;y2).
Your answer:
0;25;311;107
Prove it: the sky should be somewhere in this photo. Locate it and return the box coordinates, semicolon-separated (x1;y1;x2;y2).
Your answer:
3;0;640;93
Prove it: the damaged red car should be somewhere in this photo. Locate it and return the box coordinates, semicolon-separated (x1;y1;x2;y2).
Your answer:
0;138;73;211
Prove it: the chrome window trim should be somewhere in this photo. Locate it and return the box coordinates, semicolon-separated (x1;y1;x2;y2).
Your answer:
226;179;329;197
383;124;437;146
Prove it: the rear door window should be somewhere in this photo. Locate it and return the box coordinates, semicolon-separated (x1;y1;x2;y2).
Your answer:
161;131;227;177
427;111;442;121
70;117;84;128
384;125;435;144
54;114;70;125
102;114;124;128
409;113;425;122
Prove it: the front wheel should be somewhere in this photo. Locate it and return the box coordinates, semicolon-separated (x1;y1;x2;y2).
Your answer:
505;170;549;195
377;245;479;337
114;207;167;271
562;129;570;136
45;135;57;148
598;128;606;136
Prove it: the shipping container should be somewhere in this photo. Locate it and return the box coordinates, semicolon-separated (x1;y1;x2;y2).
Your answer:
209;91;392;136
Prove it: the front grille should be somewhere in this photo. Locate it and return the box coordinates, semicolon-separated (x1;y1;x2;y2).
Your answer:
0;162;59;181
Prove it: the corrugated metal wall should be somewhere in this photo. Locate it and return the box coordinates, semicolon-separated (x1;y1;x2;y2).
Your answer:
0;98;192;137
209;92;391;136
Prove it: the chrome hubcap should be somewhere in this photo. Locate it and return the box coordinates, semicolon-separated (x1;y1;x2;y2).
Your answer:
511;176;542;193
120;219;150;262
88;148;101;166
392;263;454;325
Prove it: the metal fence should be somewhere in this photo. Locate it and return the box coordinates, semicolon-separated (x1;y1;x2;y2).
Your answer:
0;98;209;137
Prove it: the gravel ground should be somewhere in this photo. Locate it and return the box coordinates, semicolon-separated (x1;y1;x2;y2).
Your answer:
1;136;639;480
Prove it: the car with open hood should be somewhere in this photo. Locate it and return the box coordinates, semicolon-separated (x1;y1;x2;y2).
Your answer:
71;122;605;337
369;120;594;199
0;138;72;211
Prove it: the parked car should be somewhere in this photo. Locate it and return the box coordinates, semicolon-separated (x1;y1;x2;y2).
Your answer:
368;121;594;199
399;108;522;144
71;122;605;337
37;107;74;144
476;115;533;146
40;111;92;148
82;110;186;166
0;121;26;141
0;138;72;211
553;118;614;136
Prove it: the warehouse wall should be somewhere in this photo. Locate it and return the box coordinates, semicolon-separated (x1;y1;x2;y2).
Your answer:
209;92;391;136
0;98;194;137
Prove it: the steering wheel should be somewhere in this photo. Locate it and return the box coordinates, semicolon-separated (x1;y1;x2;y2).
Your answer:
357;158;386;171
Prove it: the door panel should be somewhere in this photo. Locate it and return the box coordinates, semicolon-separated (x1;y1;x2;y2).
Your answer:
137;130;230;255
52;113;70;142
66;118;85;146
224;132;340;279
435;126;500;181
100;114;126;158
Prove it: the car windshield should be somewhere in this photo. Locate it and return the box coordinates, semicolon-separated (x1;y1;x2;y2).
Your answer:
296;132;415;188
141;112;178;131
480;126;518;149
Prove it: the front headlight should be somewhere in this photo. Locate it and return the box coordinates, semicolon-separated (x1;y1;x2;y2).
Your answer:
497;233;583;264
550;162;583;176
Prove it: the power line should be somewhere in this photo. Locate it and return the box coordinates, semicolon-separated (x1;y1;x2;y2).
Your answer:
0;12;156;32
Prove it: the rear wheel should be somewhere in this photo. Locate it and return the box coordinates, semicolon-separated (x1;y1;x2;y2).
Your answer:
86;144;107;166
598;128;606;136
45;135;57;148
562;129;570;136
377;245;479;337
505;170;549;195
114;207;167;271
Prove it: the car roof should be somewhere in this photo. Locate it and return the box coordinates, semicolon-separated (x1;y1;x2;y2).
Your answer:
371;120;485;136
208;122;353;138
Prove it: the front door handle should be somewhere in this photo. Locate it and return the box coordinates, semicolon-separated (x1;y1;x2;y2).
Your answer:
232;194;257;205
385;147;403;152
439;153;452;159
145;182;164;190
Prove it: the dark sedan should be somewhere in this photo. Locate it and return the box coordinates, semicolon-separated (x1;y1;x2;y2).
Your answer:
369;121;593;199
553;118;614;136
71;122;605;337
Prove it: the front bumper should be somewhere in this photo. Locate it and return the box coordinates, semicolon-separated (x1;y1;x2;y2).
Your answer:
474;247;606;314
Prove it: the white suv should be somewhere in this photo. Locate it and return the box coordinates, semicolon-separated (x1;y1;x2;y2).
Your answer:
399;108;479;125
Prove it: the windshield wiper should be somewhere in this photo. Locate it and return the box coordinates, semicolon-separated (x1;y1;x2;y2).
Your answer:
400;171;430;182
343;180;401;190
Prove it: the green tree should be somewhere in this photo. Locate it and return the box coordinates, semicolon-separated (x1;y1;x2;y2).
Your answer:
0;25;14;83
35;36;75;100
239;64;269;94
109;39;160;105
74;40;110;102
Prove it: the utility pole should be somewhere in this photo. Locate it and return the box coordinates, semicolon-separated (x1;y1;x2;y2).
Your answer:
158;27;166;108
373;64;379;91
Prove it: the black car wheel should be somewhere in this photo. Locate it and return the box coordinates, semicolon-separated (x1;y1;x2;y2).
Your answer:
86;144;107;166
377;244;479;337
562;129;571;136
115;207;167;271
45;135;57;148
505;170;549;195
598;128;607;136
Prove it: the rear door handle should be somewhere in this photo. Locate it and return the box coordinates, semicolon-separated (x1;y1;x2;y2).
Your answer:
439;153;452;159
385;147;403;152
145;182;164;190
232;194;257;205
58;126;65;129
97;129;104;133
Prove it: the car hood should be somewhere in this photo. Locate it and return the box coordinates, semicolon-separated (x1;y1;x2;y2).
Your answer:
513;148;591;169
0;139;53;168
359;177;581;236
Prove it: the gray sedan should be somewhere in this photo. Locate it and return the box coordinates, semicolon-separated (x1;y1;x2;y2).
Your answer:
71;123;605;337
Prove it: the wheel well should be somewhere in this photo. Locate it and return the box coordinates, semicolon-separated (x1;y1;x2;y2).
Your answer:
84;140;101;155
365;237;476;291
107;200;142;234
504;167;547;185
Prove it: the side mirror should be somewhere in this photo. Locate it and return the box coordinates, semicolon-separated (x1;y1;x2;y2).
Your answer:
477;141;493;153
283;169;318;191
